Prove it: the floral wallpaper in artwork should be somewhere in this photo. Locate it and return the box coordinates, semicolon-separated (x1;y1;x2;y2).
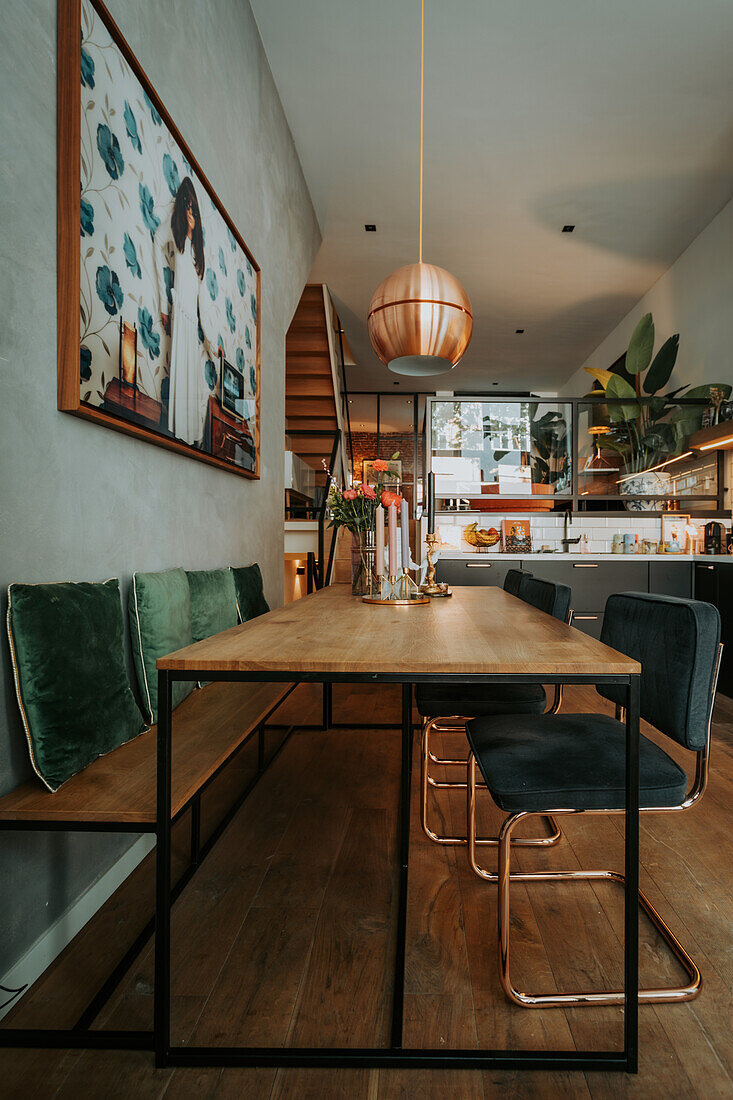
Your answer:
79;0;259;469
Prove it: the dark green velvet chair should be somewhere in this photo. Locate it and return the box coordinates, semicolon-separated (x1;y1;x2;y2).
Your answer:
466;591;723;1008
416;576;572;848
503;568;532;598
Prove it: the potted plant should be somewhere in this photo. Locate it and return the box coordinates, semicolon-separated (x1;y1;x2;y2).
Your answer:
585;313;731;510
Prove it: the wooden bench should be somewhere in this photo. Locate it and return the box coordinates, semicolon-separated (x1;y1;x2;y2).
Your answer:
0;680;295;827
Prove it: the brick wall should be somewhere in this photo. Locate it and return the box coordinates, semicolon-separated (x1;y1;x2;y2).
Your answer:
349;431;424;508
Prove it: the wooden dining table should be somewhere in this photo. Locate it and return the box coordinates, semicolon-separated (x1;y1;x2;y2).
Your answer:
155;584;641;1074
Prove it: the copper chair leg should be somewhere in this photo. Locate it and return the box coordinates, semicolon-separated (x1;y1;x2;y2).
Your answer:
495;810;701;1007
420;727;561;849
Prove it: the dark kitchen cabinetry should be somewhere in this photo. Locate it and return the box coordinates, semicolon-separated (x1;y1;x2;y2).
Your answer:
436;559;516;589
650;561;693;599
695;561;733;699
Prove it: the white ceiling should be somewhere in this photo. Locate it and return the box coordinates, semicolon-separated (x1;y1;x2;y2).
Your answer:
251;0;733;393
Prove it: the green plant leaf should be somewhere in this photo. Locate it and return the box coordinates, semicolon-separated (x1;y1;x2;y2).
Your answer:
682;383;732;401
625;313;654;375
606;373;640;421
584;367;614;390
643;333;679;394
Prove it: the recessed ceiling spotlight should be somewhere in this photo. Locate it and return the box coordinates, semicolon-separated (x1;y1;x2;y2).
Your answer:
515;328;525;334
364;224;377;232
393;380;399;385
562;224;575;233
492;381;499;386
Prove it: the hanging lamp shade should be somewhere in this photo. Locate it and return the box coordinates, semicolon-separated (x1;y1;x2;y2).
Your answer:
367;262;473;376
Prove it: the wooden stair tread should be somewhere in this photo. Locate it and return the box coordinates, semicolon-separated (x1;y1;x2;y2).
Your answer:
0;681;294;825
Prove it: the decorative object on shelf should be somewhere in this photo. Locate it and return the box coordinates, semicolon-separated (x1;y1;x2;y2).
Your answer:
463;522;500;550
502;519;532;554
366;0;472;377
119;319;137;388
60;0;261;476
584;313;730;510
661;512;689;554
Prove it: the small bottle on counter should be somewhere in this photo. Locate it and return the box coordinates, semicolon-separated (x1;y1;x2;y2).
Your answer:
612;533;623;554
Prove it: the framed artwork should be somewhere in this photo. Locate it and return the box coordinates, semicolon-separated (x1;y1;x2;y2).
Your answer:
363;459;402;488
502;518;532;554
661;512;689;552
58;0;260;477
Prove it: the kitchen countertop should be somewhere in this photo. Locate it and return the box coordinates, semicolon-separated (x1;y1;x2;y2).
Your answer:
437;552;733;563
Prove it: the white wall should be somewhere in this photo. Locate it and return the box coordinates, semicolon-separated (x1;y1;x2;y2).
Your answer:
562;195;733;396
0;0;320;978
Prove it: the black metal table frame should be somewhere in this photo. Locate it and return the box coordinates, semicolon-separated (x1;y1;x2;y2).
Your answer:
150;667;640;1074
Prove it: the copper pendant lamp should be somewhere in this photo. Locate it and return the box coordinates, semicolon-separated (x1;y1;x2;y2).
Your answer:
367;0;472;377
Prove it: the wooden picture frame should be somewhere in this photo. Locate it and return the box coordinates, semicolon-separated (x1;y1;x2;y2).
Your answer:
58;0;261;478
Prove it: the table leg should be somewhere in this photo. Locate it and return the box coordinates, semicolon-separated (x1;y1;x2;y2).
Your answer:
624;674;640;1074
390;682;413;1049
154;671;173;1068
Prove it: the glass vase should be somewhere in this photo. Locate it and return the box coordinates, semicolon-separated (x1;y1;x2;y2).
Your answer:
351;531;375;597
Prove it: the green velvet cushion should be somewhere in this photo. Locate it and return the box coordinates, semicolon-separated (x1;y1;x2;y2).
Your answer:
129;568;195;724
467;712;687;812
7;579;146;792
186;568;239;642
597;592;721;750
231;563;270;622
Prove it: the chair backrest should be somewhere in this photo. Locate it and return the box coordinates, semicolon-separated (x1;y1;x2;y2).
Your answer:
504;568;532;598
521;576;572;622
598;592;721;751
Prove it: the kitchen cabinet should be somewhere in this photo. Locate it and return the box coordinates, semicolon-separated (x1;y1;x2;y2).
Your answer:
695;561;733;699
650;561;693;599
436;559;518;589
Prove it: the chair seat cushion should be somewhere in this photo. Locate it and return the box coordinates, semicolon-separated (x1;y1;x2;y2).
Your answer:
7;579;146;791
467;712;687;812
415;681;547;719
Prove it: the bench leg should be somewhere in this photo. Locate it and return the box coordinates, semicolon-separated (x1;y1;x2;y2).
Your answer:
155;670;173;1069
190;794;201;867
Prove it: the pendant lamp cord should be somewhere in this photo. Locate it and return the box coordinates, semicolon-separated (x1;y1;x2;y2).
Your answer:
418;0;424;265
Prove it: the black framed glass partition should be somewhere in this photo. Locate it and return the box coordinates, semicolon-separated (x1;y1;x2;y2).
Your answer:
426;396;725;517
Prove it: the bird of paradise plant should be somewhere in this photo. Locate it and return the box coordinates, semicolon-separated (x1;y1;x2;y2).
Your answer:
584;313;731;474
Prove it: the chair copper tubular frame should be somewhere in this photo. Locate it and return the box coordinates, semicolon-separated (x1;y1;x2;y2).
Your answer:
421;716;561;849
469;644;723;1008
420;610;573;849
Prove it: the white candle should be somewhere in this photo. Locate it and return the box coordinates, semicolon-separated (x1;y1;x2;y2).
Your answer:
387;504;397;577
400;498;410;570
375;505;384;576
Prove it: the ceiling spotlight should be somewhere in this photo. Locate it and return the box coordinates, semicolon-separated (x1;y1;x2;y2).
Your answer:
562;224;575;233
492;381;499;386
515;328;524;334
365;224;377;232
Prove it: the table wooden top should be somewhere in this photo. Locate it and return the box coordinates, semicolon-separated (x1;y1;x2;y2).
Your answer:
158;585;640;678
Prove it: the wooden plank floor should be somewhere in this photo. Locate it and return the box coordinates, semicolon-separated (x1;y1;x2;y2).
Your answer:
2;682;732;1099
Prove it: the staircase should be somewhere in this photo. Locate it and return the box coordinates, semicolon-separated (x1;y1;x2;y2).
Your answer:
285;284;342;491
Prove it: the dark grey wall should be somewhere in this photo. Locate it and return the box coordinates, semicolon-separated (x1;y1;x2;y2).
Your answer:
0;0;320;974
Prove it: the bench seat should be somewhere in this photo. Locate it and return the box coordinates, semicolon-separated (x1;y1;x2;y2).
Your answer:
0;681;295;826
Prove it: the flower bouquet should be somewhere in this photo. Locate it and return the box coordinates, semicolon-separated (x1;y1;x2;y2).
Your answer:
327;455;402;594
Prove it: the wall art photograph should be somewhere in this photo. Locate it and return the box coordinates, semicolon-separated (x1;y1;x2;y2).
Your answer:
60;0;260;476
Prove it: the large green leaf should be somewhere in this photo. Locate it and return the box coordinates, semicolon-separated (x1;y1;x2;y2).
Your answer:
626;313;655;376
606;373;640;421
682;382;732;401
643;333;679;394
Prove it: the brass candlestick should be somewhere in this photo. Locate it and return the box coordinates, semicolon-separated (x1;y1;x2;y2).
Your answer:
421;532;444;596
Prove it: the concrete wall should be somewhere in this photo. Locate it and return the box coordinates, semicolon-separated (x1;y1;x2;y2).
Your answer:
561;195;733;395
0;0;320;976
